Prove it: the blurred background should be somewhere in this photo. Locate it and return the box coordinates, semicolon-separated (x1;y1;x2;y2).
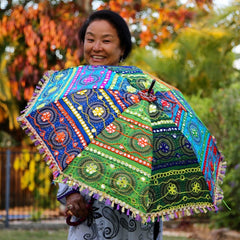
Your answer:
0;0;239;239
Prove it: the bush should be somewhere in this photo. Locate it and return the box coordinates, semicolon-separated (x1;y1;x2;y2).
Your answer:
186;82;240;230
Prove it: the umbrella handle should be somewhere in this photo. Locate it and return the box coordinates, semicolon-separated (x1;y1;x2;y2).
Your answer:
148;80;156;95
66;197;94;226
66;215;87;226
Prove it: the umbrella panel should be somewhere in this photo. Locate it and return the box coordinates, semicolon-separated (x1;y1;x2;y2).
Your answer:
61;100;213;221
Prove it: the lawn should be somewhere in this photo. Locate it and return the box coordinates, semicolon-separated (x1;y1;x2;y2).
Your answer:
0;229;190;240
0;229;68;240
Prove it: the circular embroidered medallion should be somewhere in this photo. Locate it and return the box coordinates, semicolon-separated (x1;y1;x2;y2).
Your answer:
110;171;135;195
188;122;201;144
186;176;206;197
162;180;180;203
130;132;152;154
101;122;123;141
85;102;110;123
78;157;104;182
48;126;72;149
35;107;58;127
154;136;175;159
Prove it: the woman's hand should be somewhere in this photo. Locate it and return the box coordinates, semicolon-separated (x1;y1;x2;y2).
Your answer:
65;192;89;219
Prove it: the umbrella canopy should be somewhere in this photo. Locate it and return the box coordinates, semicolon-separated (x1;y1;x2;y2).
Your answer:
18;65;226;223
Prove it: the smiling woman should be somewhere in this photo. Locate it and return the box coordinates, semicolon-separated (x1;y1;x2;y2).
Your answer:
78;9;132;65
56;9;163;240
82;20;124;66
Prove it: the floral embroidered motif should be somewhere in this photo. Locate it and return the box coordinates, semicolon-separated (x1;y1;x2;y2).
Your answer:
105;123;116;133
167;183;178;195
192;182;201;193
116;176;128;188
41;111;51;122
55;131;66;143
138;137;148;147
86;163;98;175
92;107;104;117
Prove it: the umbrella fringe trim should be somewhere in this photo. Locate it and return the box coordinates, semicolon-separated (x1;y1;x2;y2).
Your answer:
214;158;227;205
54;174;219;224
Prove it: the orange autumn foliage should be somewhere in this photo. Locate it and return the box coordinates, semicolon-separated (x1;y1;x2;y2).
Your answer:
140;30;153;47
0;0;88;102
98;0;211;47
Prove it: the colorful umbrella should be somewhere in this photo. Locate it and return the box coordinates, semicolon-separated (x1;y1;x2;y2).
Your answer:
18;65;226;223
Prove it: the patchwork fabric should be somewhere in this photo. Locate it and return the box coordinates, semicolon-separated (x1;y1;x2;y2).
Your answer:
18;65;226;223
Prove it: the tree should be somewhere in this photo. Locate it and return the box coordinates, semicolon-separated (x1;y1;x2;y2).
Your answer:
187;82;240;230
0;46;19;131
126;26;235;97
0;0;91;135
0;0;93;205
97;0;213;47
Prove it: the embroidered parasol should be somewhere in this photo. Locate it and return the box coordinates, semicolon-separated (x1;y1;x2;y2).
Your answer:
18;65;226;223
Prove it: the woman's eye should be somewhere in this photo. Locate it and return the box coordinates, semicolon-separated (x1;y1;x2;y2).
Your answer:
103;39;111;43
86;38;94;42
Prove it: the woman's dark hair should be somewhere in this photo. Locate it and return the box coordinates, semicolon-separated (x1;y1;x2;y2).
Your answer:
79;10;132;61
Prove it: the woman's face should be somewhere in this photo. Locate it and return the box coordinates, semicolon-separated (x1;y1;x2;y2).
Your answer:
83;20;124;66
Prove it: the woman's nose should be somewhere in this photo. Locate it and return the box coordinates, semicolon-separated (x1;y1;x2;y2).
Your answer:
93;41;102;51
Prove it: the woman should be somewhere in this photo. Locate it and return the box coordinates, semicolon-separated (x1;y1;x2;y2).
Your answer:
57;10;163;240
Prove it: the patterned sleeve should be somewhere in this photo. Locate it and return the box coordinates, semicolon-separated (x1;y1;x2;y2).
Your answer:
57;183;80;205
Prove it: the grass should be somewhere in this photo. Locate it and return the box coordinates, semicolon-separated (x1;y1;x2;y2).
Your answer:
0;229;192;240
0;229;190;240
0;229;68;240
